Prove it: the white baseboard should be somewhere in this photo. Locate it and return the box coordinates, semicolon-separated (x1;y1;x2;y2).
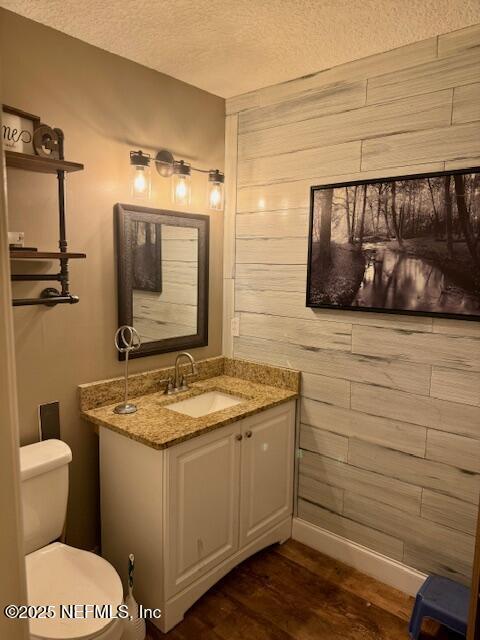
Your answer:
292;517;426;596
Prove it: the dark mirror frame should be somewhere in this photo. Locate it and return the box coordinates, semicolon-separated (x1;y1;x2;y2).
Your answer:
115;203;209;359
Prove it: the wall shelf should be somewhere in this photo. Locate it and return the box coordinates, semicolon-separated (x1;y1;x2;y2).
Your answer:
5;127;86;307
10;251;86;260
5;150;84;174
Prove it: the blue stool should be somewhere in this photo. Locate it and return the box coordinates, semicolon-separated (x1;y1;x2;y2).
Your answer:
409;575;470;639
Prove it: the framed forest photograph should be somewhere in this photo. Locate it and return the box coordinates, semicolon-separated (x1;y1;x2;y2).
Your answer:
306;167;480;320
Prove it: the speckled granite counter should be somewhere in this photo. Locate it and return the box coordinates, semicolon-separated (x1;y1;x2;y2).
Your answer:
80;358;299;449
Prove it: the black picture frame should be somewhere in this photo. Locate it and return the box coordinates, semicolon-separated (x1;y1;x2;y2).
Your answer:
306;166;480;321
115;203;209;359
2;104;41;154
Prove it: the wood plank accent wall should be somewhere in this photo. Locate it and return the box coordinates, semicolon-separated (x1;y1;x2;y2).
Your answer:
224;23;480;585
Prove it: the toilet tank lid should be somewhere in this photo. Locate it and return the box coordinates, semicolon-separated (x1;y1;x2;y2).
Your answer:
20;440;72;481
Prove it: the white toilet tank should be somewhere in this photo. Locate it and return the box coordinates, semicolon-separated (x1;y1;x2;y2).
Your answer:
20;439;72;555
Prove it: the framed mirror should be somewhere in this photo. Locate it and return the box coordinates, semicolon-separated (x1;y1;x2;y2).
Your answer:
115;203;209;359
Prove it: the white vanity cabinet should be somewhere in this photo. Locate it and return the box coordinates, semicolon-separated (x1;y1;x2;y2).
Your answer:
165;422;241;596
99;399;296;633
239;405;295;548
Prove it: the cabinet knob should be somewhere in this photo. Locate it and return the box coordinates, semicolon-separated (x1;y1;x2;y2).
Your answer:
245;430;253;438
235;434;243;441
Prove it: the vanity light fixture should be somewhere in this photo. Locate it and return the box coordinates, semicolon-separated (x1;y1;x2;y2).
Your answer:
130;150;151;200
129;148;224;210
172;160;192;206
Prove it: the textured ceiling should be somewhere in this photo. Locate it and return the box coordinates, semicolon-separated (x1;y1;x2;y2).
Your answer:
1;0;480;98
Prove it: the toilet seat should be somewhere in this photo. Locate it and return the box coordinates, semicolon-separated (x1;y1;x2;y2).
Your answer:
26;542;124;640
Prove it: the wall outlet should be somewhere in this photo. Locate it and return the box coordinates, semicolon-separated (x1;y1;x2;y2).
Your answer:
231;317;240;337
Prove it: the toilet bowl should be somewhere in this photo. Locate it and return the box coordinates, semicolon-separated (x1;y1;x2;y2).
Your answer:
20;440;125;640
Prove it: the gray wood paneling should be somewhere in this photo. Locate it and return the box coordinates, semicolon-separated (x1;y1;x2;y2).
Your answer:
430;367;480;406
348;439;480;504
236;162;445;213
301;397;426;456
452;82;480;124
226;37;437;114
351;381;480;439
238;80;366;135
236;209;308;238
297;476;345;513
299;425;348;461
344;492;474;562
238;140;361;187
161;239;198;262
362;122;480;171
426;430;480;474
157;261;197;284
240;312;352;352
404;543;471;585
235;264;307;292
343;493;474;578
236;237;308;264
239;90;453;160
352;325;480;372
227;24;480;582
446;156;480;170
367;48;480;104
300;450;422;515
298;498;404;561
438;24;480;58
236;289;433;331
234;336;431;394
421;489;477;535
301;372;351;408
433;318;480;338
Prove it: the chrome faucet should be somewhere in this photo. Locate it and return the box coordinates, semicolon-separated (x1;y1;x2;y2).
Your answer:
173;352;198;393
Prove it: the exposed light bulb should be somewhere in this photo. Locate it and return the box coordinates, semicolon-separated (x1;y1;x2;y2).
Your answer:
209;184;222;208
133;168;147;194
130;151;151;200
208;170;224;211
176;178;188;200
172;161;191;205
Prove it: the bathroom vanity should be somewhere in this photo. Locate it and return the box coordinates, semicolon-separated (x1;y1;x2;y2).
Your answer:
80;357;299;633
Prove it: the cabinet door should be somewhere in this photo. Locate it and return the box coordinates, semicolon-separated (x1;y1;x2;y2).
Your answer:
165;423;241;597
239;401;295;548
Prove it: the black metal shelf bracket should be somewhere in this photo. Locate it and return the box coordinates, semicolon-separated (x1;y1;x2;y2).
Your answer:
12;288;79;307
10;129;84;307
11;273;62;282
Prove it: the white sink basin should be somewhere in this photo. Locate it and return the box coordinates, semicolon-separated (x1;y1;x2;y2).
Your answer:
166;391;244;418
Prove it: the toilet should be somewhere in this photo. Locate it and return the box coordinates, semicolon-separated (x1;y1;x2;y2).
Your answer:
20;439;124;640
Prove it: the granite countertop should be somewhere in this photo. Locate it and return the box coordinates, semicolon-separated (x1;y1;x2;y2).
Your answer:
80;359;299;450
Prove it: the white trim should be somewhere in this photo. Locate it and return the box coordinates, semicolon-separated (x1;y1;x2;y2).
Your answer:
222;113;238;357
292;517;426;596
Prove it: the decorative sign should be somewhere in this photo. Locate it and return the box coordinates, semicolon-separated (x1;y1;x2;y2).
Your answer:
33;124;60;159
2;105;40;155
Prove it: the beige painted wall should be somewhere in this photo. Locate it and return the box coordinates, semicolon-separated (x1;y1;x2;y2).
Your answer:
225;24;480;583
1;9;225;550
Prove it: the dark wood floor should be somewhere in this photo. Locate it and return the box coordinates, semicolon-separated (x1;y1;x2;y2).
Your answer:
147;540;459;639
